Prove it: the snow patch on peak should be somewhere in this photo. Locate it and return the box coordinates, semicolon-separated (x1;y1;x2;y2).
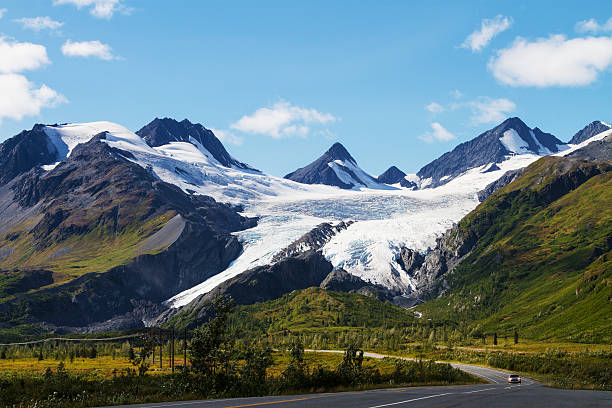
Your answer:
499;129;530;154
529;129;553;155
327;160;395;191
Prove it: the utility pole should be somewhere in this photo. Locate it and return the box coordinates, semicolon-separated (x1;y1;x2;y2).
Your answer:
159;328;162;369
171;327;175;373
151;331;155;364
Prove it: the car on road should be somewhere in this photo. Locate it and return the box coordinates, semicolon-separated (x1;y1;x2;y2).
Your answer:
508;374;521;384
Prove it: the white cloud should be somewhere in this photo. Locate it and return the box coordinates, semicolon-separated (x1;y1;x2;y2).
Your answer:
0;8;7;19
0;37;65;124
451;89;463;99
469;97;516;124
489;34;612;87
419;122;456;143
53;0;126;19
230;101;336;139
210;128;244;146
425;102;444;113
0;36;50;73
462;15;512;52
14;16;64;31
575;17;612;34
0;74;67;124
61;39;117;60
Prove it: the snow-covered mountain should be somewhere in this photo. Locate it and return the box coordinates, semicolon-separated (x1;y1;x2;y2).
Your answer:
284;142;394;190
38;121;342;205
568;120;611;145
3;116;609;320
136;118;257;171
416;117;567;188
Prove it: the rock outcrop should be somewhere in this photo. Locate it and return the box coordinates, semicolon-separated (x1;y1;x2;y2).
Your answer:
477;168;524;202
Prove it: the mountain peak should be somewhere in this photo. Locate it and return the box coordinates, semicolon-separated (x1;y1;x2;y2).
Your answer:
417;117;564;188
136;118;256;171
285;143;391;190
325;142;356;164
569;120;612;144
377;166;406;184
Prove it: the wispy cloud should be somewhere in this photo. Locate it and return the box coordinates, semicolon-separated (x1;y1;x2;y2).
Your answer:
231;100;336;139
469;97;516;124
53;0;128;19
575;17;612;33
419;122;456;143
451;89;463;99
210;128;244;146
0;9;7;19
462;15;512;52
425;102;444;113
61;39;118;60
14;16;64;32
0;37;66;124
489;34;612;87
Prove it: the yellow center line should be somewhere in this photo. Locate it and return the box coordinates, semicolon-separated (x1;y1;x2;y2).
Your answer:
222;396;318;407
222;391;364;408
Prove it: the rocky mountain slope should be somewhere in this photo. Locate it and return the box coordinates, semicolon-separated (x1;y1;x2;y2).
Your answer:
569;120;611;145
285;143;392;190
0;131;255;333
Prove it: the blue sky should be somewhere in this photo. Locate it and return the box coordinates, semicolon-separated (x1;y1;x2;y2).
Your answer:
1;1;611;176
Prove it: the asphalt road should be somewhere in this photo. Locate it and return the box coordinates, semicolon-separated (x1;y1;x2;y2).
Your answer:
109;352;612;408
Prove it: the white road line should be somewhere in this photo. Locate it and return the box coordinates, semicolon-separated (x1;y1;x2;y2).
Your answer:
462;387;497;394
366;393;453;408
458;370;499;384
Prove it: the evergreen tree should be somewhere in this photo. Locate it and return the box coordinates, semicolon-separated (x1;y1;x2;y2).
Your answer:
189;296;234;375
514;330;518;344
493;333;498;346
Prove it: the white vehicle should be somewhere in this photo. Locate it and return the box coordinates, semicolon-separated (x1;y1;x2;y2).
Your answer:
508;374;521;384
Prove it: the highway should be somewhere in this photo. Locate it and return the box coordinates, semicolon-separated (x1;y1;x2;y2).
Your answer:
109;351;612;408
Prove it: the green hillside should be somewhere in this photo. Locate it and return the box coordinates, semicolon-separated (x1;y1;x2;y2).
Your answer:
229;287;417;332
168;287;424;352
417;157;612;343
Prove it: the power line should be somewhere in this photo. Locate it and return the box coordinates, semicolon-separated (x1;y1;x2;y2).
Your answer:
0;333;143;347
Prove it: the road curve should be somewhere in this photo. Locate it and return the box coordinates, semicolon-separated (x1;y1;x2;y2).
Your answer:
107;351;611;408
305;349;537;386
